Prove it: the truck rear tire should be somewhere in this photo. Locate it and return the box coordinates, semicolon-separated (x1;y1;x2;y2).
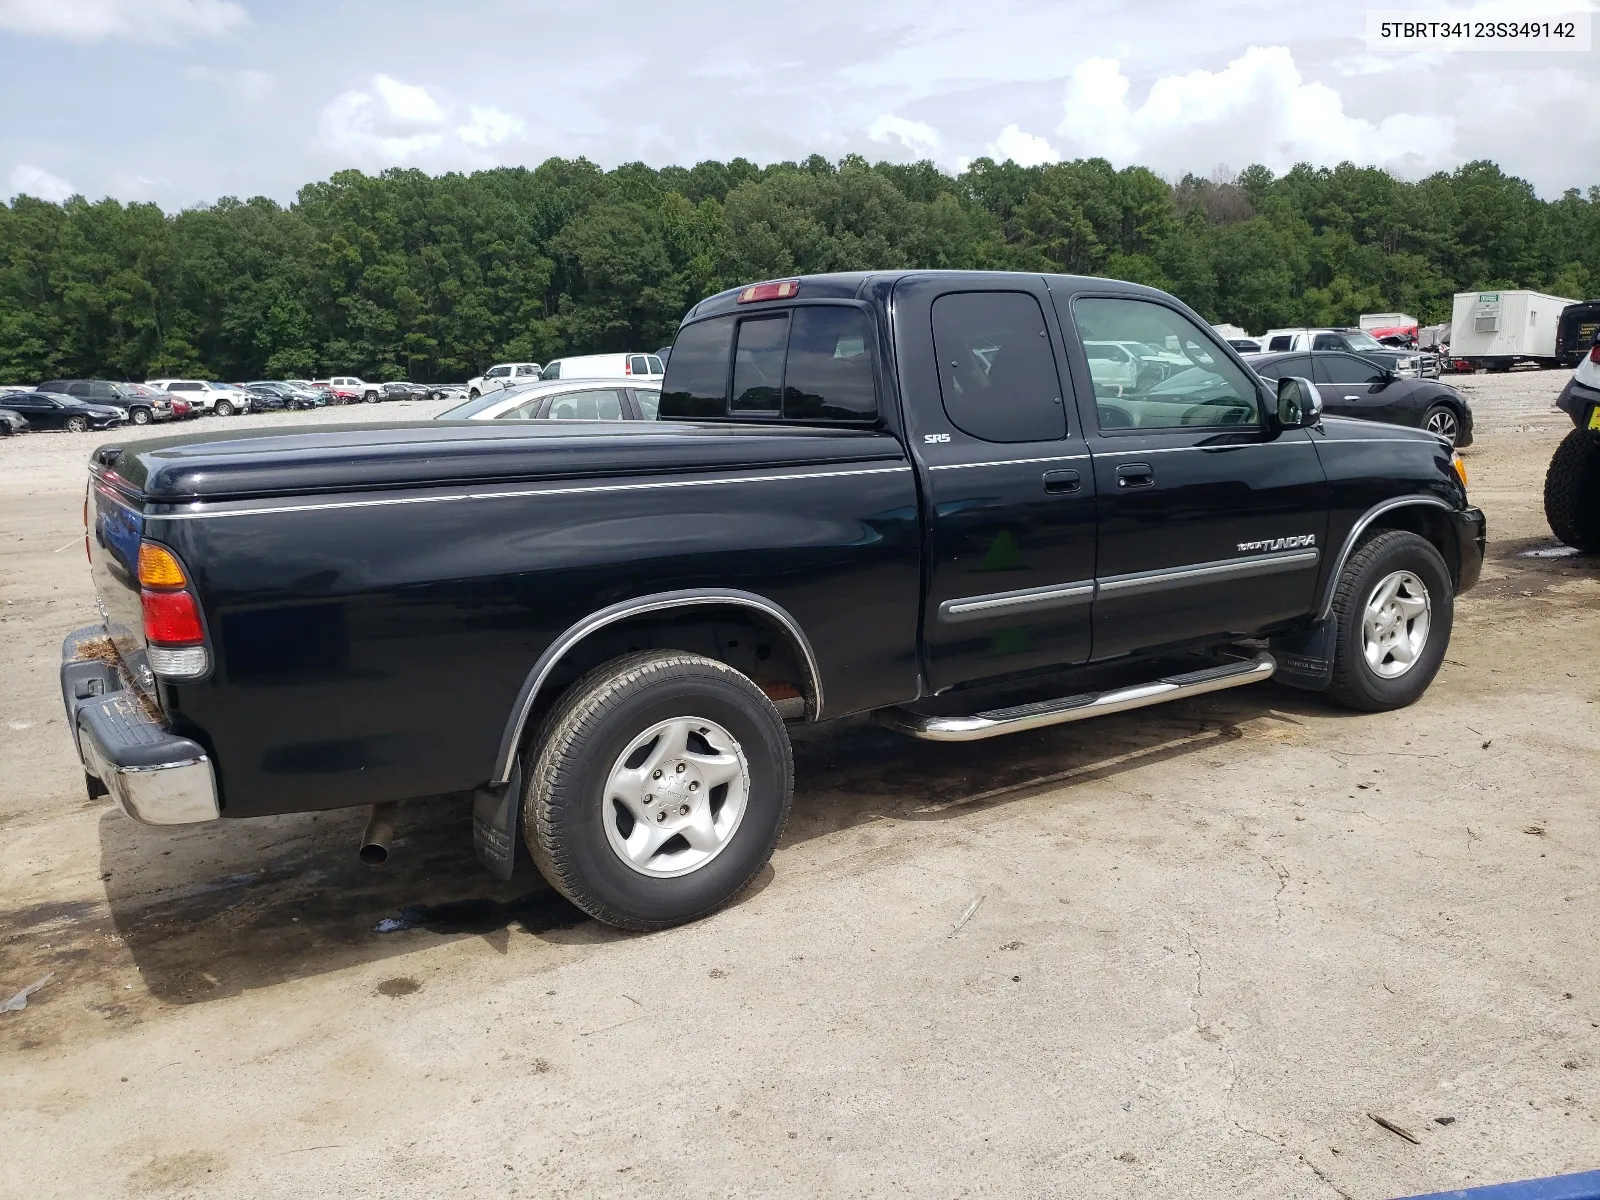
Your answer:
1325;531;1453;712
1545;429;1600;552
523;650;793;932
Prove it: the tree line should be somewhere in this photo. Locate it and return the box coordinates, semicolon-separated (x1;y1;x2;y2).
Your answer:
1;154;1596;385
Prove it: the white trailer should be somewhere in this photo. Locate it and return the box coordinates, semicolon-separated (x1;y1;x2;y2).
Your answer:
1450;290;1577;371
1360;312;1416;331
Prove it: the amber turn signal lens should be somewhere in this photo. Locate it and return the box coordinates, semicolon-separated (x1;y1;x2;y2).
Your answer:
1451;452;1468;488
137;543;188;588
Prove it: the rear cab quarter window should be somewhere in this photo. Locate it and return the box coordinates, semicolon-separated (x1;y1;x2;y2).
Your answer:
660;304;880;425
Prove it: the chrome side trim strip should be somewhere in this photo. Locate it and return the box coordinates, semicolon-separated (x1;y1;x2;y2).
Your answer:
491;589;823;784
877;652;1276;742
1315;495;1455;620
928;453;1091;470
937;580;1095;624
1091;441;1314;457
153;465;914;521
1097;549;1320;597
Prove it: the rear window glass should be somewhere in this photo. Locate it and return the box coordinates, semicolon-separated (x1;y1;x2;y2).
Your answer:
784;307;876;422
635;388;660;419
660;317;734;418
931;291;1065;443
646;355;664;374
732;315;788;412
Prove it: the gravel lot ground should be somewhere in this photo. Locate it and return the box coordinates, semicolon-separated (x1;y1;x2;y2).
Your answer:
1;374;1597;1200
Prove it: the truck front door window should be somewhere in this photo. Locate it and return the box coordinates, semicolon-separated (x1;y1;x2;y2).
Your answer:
660;316;734;418
1072;298;1259;430
931;291;1065;444
783;306;876;422
732;315;788;412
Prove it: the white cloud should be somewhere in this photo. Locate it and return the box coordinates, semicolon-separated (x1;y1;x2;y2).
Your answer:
8;164;75;202
457;105;524;149
318;76;526;166
0;0;246;42
371;75;447;127
1056;47;1454;177
986;124;1059;167
868;114;942;156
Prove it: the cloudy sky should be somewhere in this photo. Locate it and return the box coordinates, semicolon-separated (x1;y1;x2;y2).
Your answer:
2;0;1596;210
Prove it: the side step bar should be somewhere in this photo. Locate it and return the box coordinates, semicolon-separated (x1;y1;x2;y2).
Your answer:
877;652;1277;742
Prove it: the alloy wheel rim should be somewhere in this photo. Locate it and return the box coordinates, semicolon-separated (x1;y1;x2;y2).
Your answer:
1361;569;1431;679
602;717;750;878
1426;409;1457;442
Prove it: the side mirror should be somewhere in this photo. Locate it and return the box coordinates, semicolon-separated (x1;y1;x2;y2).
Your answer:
1275;376;1323;429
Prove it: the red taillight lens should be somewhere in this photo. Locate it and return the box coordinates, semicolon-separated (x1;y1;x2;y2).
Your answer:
737;280;800;304
142;588;204;645
1589;343;1599;364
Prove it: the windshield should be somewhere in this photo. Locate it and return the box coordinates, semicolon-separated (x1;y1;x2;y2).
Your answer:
1344;329;1384;352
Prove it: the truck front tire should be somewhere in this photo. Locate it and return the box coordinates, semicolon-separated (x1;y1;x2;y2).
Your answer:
1325;530;1453;712
523;651;793;932
1544;429;1600;552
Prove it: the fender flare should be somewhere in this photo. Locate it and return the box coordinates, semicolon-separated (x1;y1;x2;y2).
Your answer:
1316;495;1455;620
490;588;824;784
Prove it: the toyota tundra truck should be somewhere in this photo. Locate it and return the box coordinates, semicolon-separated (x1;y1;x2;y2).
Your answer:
62;270;1485;931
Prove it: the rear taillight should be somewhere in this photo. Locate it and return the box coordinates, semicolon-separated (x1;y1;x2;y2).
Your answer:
138;542;208;678
1589;343;1599;365
623;360;633;375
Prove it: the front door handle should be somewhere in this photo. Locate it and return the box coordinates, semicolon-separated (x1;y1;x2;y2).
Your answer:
1043;469;1081;494
1115;463;1154;489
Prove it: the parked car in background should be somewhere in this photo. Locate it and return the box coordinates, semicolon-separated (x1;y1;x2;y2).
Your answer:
2;390;125;432
466;362;543;400
434;379;661;422
540;353;664;382
246;381;326;410
1227;338;1261;354
148;380;254;416
655;345;672;366
125;383;192;419
1245;350;1474;446
37;379;174;426
0;408;27;435
380;381;432;401
429;384;468;401
321;375;379;402
1257;328;1439;379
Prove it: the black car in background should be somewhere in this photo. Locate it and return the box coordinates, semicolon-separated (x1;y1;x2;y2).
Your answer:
380;381;431;401
3;390;126;432
37;379;172;426
1245;350;1473;447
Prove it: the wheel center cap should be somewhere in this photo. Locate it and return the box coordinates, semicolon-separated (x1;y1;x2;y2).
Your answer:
654;761;702;812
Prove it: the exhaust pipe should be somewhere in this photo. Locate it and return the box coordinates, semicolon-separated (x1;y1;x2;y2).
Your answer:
359;802;398;866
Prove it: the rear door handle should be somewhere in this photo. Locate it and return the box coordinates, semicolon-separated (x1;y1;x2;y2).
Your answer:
1115;463;1154;489
1043;469;1081;494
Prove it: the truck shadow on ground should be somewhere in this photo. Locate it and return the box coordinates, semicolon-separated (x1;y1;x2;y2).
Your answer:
72;683;1338;1007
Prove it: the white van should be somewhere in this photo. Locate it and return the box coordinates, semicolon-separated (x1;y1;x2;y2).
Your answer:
540;353;664;382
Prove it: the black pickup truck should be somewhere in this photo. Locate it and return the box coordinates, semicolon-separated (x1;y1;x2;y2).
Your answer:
62;271;1484;931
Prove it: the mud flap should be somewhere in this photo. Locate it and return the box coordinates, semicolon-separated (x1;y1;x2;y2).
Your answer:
472;759;523;881
1270;615;1336;691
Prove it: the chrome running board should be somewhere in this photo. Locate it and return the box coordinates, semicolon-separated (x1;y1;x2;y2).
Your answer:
877;653;1277;742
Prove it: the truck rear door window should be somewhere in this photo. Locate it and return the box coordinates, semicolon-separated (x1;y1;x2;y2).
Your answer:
660;316;734;418
732;315;788;412
783;307;877;422
931;291;1066;443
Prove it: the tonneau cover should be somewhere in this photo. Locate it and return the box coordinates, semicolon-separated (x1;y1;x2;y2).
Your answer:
94;420;906;502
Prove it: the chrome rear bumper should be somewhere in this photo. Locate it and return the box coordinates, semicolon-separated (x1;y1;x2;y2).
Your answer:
61;626;220;825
